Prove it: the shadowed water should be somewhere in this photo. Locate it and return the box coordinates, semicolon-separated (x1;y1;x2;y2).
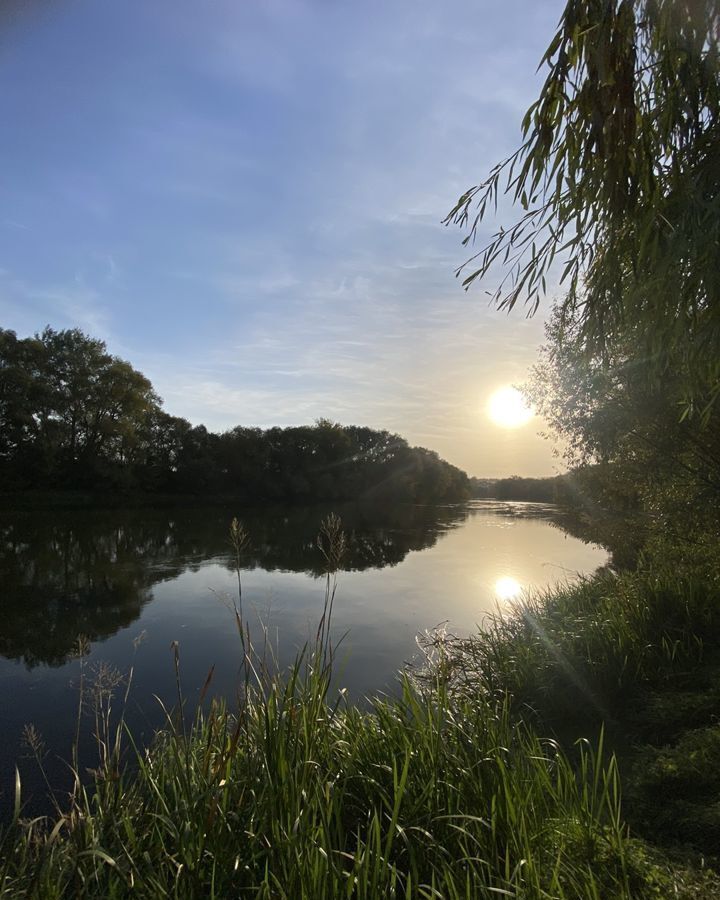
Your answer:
0;500;607;817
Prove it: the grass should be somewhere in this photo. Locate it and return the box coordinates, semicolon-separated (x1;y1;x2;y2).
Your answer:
1;519;719;897
0;663;666;899
628;724;720;850
415;541;720;872
416;568;720;728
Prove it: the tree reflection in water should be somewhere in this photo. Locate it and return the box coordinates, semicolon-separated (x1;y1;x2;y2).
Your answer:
0;503;472;668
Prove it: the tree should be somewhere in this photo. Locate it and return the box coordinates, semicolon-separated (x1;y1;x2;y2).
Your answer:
1;327;471;502
527;307;720;529
446;0;720;413
0;327;160;487
0;329;49;479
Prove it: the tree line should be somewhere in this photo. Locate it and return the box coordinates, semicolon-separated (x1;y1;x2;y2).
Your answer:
0;327;470;504
471;475;563;504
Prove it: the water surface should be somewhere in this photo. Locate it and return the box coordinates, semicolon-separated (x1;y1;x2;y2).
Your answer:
0;500;607;815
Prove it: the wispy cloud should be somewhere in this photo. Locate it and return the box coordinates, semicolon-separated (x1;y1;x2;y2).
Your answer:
0;0;563;476
1;219;29;231
0;272;113;341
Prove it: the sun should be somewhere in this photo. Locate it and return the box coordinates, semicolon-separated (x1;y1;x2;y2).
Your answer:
495;576;522;601
487;386;534;429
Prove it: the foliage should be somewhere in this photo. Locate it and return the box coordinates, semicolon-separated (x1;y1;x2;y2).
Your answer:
0;668;648;899
0;328;469;503
446;0;720;410
205;421;470;505
2;520;717;898
471;474;565;503
629;725;720;848
415;540;720;864
416;565;720;727
2;524;719;897
525;307;720;536
0;327;159;488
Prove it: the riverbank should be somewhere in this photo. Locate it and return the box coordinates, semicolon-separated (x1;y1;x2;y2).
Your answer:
1;531;719;897
0;488;475;513
417;539;720;889
0;490;319;511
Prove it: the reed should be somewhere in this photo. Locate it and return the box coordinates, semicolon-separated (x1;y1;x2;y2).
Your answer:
0;520;714;898
415;566;720;729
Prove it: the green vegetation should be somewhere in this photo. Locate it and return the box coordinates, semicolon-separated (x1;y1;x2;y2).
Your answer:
471;473;576;504
3;1;719;895
2;521;720;897
0;649;640;898
416;540;720;880
447;0;720;415
0;327;468;504
444;0;720;889
447;3;720;880
449;0;720;549
525;307;720;549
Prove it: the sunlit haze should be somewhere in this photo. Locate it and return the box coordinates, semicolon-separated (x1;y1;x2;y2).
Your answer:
488;386;534;429
0;0;565;477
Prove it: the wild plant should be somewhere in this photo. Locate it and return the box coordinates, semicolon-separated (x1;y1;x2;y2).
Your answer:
0;516;677;899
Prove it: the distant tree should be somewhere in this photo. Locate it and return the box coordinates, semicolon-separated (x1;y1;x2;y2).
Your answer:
134;410;194;491
447;0;720;413
173;424;224;493
1;327;470;503
0;329;44;479
0;327;160;487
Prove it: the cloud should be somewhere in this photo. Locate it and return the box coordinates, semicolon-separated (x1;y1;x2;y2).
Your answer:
0;0;564;477
0;272;113;342
1;219;29;231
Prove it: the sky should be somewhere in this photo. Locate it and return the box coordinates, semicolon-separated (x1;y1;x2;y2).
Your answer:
0;0;567;477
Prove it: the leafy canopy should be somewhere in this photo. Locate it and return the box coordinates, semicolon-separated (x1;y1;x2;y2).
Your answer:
446;0;720;411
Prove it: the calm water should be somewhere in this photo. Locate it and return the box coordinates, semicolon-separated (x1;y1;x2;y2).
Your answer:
0;500;607;816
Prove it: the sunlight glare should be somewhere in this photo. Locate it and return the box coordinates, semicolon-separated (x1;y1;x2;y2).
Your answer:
488;386;534;428
495;576;522;601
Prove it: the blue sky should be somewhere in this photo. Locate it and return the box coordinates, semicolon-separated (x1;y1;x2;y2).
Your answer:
0;0;565;476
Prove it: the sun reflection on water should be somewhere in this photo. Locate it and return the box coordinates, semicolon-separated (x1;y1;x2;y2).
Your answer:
495;576;522;601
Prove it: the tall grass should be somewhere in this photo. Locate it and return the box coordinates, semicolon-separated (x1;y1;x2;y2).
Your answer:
0;518;702;898
416;568;720;729
1;678;639;897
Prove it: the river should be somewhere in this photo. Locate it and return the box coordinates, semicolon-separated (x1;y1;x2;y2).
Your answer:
0;499;607;817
